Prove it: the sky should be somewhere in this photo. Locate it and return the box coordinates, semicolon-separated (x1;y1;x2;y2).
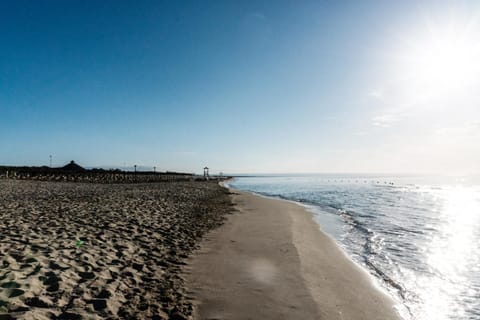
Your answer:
1;0;479;175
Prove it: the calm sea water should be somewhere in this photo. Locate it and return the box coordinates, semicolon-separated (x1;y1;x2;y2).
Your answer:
227;174;480;320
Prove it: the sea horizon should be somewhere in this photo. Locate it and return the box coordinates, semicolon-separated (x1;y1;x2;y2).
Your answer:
227;173;480;186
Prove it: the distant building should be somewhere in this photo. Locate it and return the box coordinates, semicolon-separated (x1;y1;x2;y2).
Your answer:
62;161;86;173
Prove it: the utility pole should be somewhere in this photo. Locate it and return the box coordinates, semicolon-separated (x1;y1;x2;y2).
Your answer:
49;155;52;168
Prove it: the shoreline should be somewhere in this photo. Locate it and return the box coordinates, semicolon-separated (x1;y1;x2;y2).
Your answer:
226;186;398;297
223;182;402;302
186;185;401;319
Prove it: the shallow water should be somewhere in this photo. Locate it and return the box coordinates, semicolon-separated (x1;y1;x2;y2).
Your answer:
228;174;480;320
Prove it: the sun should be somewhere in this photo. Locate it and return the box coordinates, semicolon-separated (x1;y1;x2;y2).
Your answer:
396;16;480;97
412;35;476;89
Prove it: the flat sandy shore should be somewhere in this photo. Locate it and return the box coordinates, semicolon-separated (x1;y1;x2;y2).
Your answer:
186;189;401;320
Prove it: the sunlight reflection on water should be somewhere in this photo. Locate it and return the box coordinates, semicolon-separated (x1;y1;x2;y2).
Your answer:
413;187;480;320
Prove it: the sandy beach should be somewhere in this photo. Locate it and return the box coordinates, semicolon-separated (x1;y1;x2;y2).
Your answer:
0;180;231;320
1;179;401;320
186;188;401;320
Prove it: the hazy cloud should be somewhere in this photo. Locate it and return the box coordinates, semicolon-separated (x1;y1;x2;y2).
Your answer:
434;121;480;140
368;90;384;99
372;113;399;128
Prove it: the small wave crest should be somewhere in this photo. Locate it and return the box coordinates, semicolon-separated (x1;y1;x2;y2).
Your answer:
336;208;410;302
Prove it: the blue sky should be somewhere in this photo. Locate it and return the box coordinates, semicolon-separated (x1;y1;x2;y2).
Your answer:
1;1;479;174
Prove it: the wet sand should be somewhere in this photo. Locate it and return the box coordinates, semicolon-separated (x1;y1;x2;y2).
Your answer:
0;180;231;320
186;189;401;320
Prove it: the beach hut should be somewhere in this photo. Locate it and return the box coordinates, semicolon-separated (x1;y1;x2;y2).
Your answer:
62;161;86;173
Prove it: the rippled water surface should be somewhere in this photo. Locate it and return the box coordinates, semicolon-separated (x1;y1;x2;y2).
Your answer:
228;175;480;320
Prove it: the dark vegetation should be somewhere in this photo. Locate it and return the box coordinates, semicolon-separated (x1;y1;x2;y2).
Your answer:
0;161;225;183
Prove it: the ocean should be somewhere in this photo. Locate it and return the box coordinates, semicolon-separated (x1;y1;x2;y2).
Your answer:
226;174;480;320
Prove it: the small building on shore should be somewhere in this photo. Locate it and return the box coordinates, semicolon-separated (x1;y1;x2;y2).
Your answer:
62;161;86;173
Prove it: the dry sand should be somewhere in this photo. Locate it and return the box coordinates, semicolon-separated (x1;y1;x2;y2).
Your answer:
186;189;401;320
0;180;231;320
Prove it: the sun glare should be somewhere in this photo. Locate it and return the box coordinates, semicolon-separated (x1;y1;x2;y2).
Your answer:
397;17;480;98
412;36;476;88
418;187;480;320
